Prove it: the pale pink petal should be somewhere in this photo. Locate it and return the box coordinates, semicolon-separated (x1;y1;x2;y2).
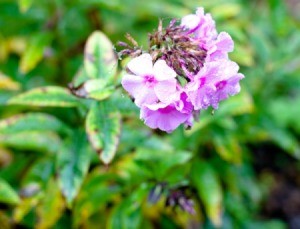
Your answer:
134;86;158;107
181;14;200;30
122;74;158;107
195;7;205;18
121;74;144;97
215;32;234;53
188;85;215;110
154;79;177;103
127;53;154;76
140;104;189;132
153;60;177;80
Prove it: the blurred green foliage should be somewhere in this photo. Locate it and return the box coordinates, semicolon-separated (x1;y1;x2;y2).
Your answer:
0;0;300;228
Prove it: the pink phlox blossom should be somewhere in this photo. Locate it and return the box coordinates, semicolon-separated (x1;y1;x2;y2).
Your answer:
187;60;244;110
119;7;244;133
122;53;178;107
140;92;193;133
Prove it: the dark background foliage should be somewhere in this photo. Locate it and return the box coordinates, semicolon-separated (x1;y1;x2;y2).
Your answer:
0;0;300;228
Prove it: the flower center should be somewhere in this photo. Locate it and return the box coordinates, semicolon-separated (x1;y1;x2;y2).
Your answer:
158;105;175;114
215;80;227;90
144;75;157;88
199;77;206;87
148;19;207;79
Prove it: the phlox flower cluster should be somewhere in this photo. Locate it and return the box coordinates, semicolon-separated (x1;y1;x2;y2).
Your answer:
120;7;244;133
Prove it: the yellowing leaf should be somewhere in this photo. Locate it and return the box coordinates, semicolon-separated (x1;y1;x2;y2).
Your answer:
19;33;52;74
13;194;42;223
0;113;70;135
84;31;117;80
8;86;81;107
0;131;61;154
36;179;65;229
213;134;242;164
0;72;20;91
7;37;27;55
86;101;121;164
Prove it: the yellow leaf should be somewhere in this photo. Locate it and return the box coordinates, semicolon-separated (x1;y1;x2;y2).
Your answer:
36;179;65;229
0;35;9;62
8;37;27;55
0;72;20;91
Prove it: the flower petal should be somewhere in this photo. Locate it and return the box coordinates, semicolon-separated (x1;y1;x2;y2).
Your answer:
181;14;200;31
127;53;154;76
141;104;189;132
154;79;177;103
153;60;177;81
121;74;158;107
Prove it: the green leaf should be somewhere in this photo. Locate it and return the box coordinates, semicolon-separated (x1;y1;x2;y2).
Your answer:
23;158;54;188
0;178;20;205
72;67;90;88
57;131;91;206
69;78;114;101
191;160;222;226
8;86;81;107
85;101;121;164
19;33;52;74
36;178;65;229
0;113;70;135
0;131;61;154
84;31;117;80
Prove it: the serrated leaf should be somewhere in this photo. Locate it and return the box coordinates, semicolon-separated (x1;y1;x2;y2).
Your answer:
84;31;117;80
57;131;91;206
19;33;52;74
191;160;222;227
86;101;121;164
0;113;70;135
36;178;65;229
8;86;81;107
0;178;20;205
0;131;61;154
